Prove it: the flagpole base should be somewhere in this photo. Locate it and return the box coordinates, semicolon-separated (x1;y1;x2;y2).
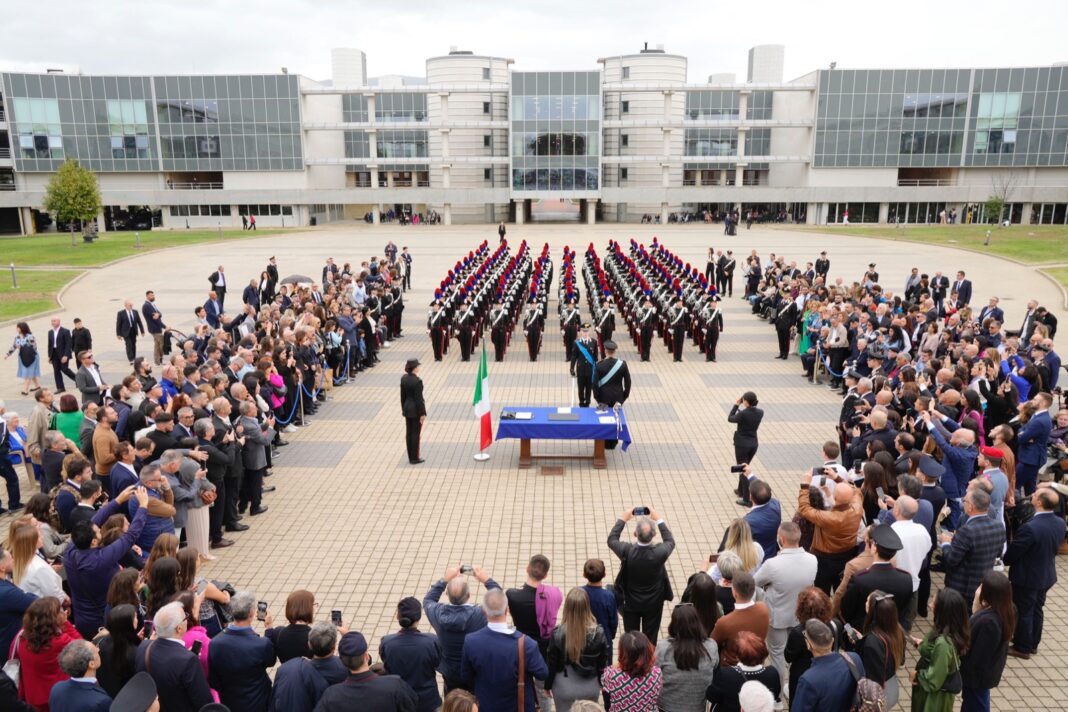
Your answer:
473;452;491;461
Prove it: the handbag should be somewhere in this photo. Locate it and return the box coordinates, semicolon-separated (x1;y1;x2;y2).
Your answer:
517;634;526;712
2;630;22;687
18;342;35;368
939;647;963;694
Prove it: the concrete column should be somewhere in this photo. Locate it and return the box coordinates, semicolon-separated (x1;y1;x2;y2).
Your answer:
515;200;525;225
738;91;749;120
442;165;451;189
444;204;452;225
386;172;394;188
368;130;377;161
97;209;107;234
587;200;597;225
878;202;890;224
819;203;829;225
1021;202;1033;226
366;94;376;122
660;202;669;225
719;171;727;186
370;167;379;188
372;206;380;224
18;207;31;235
661;164;670;188
439;93;449;122
441;129;450;159
734;165;745;187
806;204;818;225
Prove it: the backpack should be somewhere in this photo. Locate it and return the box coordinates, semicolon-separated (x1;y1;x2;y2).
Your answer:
48;481;81;534
19;341;36;367
840;652;886;712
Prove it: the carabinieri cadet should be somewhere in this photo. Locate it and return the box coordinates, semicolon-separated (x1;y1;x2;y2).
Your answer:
668;294;688;362
571;323;598;408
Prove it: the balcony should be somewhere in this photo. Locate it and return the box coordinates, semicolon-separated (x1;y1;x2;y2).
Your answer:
0;148;10;159
897;178;955;187
166;181;224;190
0;109;6;121
164;171;224;190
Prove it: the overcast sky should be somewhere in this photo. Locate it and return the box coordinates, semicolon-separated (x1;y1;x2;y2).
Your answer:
4;0;1067;82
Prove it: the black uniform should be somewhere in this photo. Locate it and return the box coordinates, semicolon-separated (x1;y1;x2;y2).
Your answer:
593;353;632;450
595;308;615;358
489;306;509;362
523;304;543;361
638;306;657;361
774;300;799;359
571;334;598;407
427;307;448;361
702;302;724;361
456;307;475;361
728;402;764;503
815;256;830;279
560;306;580;362
400;371;426;464
839;562;914;631
668;304;688;362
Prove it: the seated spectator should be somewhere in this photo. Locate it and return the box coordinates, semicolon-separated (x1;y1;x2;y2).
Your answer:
711;572;770;666
790;620;863;712
423;565;500;692
47;639;111;711
208;591;278;712
0;543;37;665
544;588;610;711
600;631;662;712
11;523;65;601
316;630;417;711
272;621;348;712
581;559;618;648
13;597;83;709
655;604;718;712
705;631;781;712
134;601;213;712
93;604;140;698
379;597;442;712
265;589;315;663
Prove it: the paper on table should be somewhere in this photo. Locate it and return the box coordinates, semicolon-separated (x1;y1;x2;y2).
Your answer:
598;415;617;424
557;407;571;414
514;412;533;420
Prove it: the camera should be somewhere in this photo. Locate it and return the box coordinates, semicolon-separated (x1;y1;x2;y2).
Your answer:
730;464;746;474
460;564;474;574
331;609;343;626
256;601;269;621
632;506;651;516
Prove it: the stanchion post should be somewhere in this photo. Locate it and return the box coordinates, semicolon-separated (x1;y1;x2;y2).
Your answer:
9;263;17;289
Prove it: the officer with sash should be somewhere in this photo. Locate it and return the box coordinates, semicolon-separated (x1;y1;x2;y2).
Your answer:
571;323;598;408
523;297;543;362
669;295;688;362
702;294;724;362
489;299;509;362
427;301;448;361
456;301;476;362
593;340;632;450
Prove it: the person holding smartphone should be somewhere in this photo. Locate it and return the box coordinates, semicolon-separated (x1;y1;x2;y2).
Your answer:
728;392;763;506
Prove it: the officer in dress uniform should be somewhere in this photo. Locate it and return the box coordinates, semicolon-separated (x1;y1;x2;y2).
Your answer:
523;298;543;362
456;301;476;361
638;297;657;362
668;295;688;362
702;294;724;362
489;299;509;362
571;323;598;408
560;298;581;362
593;340;632;450
427;301;448;362
595;297;615;358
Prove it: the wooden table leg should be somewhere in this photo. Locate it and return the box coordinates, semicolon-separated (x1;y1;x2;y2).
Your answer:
519;439;532;469
593;440;607;469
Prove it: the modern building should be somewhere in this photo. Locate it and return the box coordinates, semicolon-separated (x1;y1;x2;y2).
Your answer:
1;44;1067;233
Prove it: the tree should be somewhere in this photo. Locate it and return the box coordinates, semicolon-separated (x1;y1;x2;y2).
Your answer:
982;171;1020;245
43;160;101;245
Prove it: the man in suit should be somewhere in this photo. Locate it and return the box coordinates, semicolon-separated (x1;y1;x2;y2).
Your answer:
773;296;797;359
939;489;1007;603
46;317;76;392
593;340;631;449
731;471;782;559
1017;392;1053;495
839;525;914;630
977;296;1005;327
1019;298;1039;342
728;391;764;505
460;589;547;712
115;300;145;364
237;401;274;516
242;279;261;310
208;592;277;712
952;270;973;308
607;506;675;643
208;265;228;310
1034;306;1058;339
136;601;214;711
930;271;950;315
754;522;817;689
141;290;167;366
317;631;418;712
75;350;108;407
48;640;111;711
204;291;223;329
401;359;426;465
210;398;248;535
1003;487;1067;658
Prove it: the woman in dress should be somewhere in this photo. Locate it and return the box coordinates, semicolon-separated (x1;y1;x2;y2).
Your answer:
601;631;662;711
5;322;41;395
856;590;905;708
13;596;82;710
544;588;610;711
910;588;969;712
52;394;83;445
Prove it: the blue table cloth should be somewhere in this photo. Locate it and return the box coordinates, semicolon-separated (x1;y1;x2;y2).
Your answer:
496;406;632;452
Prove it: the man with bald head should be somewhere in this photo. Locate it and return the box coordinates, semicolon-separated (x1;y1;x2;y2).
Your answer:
797;471;864;594
423;565;500;692
608;506;675;643
115;299;146;364
887;495;932;627
922;409;978;530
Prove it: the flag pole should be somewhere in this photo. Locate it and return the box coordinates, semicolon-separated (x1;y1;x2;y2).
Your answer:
473;340;491;461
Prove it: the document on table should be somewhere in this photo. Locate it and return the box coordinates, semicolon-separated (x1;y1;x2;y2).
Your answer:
598;416;617;424
514;412;533;420
557;407;572;414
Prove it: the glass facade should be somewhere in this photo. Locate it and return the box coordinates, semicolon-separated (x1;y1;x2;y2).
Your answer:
815;67;1068;168
510;71;601;191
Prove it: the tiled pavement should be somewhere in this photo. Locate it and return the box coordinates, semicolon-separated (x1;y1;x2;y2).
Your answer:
1;224;1066;708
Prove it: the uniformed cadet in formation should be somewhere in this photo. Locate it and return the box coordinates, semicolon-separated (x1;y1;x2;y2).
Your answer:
523;297;544;362
570;322;598;407
427;300;449;361
560;298;581;362
700;294;724;362
638;297;657;362
668;295;688;362
489;299;510;362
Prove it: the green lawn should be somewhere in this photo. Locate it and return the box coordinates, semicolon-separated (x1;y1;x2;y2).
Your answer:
0;270;83;321
0;228;282;267
809;225;1068;265
1042;267;1068;292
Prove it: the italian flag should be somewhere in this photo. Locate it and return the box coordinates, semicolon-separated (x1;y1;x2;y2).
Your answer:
473;341;493;451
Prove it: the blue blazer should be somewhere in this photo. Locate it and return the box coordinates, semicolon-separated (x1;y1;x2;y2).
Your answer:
208;626;278;712
461;627;548;712
204;299;222;328
746;498;783;560
1004;512;1067;591
0;580;37;664
1017;411;1052;466
48;679;111;712
135;639;214;712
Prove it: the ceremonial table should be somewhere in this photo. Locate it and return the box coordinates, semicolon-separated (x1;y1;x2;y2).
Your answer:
496;406;632;470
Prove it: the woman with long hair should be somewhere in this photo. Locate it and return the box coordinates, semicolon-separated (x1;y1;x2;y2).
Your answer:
545;588;610;711
98;515;145;570
440;689;478;712
705;631;781;712
655;604;718;712
960;571;1016;712
911;588;970;712
710;519;763;583
105;568;145;628
93;604;140;698
142;533;179;580
684;572;720;636
10;524;64;601
24;493;68;561
13;596;81;709
174;590;215;686
784;586;840;702
858;590;905;708
145;556;180;618
601;631;662;711
176;546;229;637
5;321;41;395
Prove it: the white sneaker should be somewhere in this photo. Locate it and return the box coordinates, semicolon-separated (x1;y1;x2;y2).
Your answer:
383;341;392;348
284;424;297;433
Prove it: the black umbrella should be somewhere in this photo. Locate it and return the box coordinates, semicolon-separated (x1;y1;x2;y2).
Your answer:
280;274;314;285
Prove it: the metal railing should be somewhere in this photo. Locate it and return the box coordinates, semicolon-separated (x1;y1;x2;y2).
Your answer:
897;178;955;187
0;148;10;159
0;109;6;121
0;183;15;191
165;181;224;190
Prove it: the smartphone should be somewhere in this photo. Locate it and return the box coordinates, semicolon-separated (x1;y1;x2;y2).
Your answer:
460;564;474;574
256;601;269;622
708;553;719;564
331;609;343;626
142;620;153;638
876;486;886;501
729;464;746;473
191;640;203;656
854;461;863;474
632;506;651;516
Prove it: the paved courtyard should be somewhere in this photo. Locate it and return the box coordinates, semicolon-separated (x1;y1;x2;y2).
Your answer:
2;223;1065;708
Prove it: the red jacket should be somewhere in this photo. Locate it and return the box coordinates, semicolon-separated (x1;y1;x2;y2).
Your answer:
13;620;82;709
